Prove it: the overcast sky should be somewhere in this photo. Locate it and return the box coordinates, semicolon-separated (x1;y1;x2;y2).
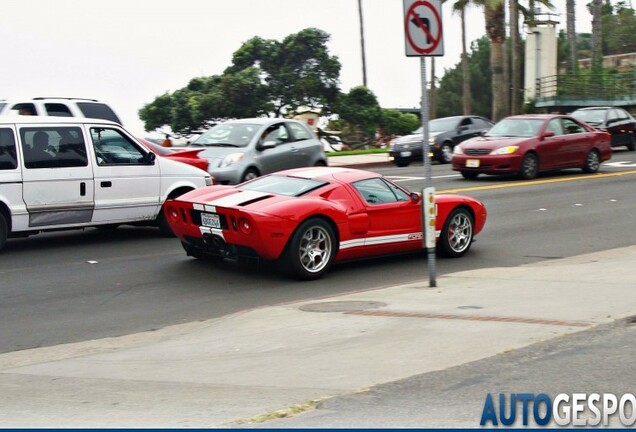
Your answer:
1;0;594;136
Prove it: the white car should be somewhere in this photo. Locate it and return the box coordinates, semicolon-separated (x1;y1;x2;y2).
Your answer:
0;97;122;124
0;116;213;251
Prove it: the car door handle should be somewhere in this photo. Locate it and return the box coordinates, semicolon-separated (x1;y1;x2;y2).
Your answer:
80;182;86;196
101;181;112;188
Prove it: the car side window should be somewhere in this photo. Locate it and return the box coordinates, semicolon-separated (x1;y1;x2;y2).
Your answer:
545;119;564;136
353;178;409;205
0;128;18;170
90;127;147;165
460;118;473;129
20;127;88;169
287;122;312;141
563;119;585;134
44;103;73;117
261;124;289;145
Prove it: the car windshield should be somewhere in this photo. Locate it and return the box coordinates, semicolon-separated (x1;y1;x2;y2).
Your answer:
192;123;259;147
486;118;544;138
571;109;606;125
240;175;328;197
412;117;460;134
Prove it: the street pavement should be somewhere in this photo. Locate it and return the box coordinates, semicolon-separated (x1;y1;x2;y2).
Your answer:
0;155;634;427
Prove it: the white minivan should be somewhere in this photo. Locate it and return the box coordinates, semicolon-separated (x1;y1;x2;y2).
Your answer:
0;116;213;251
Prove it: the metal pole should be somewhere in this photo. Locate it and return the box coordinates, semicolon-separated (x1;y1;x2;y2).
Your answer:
420;57;436;287
358;0;368;87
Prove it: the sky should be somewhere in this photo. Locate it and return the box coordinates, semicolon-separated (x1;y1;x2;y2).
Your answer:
1;0;595;136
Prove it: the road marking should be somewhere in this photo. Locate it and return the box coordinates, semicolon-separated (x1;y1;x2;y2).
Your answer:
388;174;460;182
438;170;636;194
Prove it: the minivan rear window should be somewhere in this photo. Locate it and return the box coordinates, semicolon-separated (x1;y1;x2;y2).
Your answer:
0;128;17;170
76;102;121;124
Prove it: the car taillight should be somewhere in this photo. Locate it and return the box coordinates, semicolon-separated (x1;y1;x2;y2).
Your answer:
167;206;180;223
238;217;253;235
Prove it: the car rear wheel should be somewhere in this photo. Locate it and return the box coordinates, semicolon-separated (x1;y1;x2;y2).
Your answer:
460;170;479;179
582;149;600;173
282;218;336;280
241;168;259;183
0;213;8;252
519;153;539;180
627;135;635;151
438;207;474;258
439;142;453;164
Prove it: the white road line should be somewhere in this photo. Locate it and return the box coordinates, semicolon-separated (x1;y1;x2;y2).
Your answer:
388;174;461;182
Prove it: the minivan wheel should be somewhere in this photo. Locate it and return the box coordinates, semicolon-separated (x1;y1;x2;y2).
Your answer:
0;213;8;252
241;168;259;183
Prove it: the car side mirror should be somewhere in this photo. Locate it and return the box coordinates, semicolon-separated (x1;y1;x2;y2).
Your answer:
541;131;555;139
606;118;616;126
257;140;277;151
410;192;421;203
480;129;489;136
145;151;156;164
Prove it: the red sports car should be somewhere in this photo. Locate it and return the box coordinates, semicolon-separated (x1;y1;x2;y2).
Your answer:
451;114;612;180
138;138;210;172
164;167;487;280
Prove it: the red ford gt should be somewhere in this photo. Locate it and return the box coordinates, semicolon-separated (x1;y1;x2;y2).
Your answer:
164;167;487;280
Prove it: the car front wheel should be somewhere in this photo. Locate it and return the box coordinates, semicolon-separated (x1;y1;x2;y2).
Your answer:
282;218;336;280
438;207;474;258
439;142;453;164
519;153;539;180
0;213;8;252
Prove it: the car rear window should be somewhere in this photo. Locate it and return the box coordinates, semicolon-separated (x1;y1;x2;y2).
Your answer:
76;102;121;124
240;175;328;197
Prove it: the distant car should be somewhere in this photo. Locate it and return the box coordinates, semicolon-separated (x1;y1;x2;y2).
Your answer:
451;114;612;180
190;118;328;184
0;97;122;124
571;106;636;151
389;115;494;166
138;138;210;173
164;167;487;280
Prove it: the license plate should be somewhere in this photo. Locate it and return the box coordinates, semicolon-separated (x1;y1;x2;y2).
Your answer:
400;151;412;157
201;212;221;228
466;159;480;168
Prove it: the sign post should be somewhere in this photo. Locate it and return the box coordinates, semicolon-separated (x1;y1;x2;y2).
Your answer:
403;0;444;288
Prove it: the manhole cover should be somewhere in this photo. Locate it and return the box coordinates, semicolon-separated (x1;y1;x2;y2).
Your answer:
300;301;387;313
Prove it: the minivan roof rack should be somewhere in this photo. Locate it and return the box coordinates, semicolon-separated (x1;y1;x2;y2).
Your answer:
32;97;99;102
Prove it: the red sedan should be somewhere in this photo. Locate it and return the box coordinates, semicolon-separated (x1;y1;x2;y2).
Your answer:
451;114;612;180
164;167;487;280
138;138;209;172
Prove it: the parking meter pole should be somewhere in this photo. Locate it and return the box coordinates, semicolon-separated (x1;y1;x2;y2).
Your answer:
420;57;436;288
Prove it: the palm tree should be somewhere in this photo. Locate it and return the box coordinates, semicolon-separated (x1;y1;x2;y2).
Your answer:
453;0;473;115
566;0;577;74
484;0;507;121
588;0;603;75
510;0;521;114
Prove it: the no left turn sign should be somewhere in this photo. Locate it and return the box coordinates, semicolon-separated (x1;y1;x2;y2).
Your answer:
403;0;444;56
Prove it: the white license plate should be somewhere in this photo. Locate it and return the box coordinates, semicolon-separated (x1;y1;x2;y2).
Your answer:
466;159;480;168
201;212;221;228
400;151;412;157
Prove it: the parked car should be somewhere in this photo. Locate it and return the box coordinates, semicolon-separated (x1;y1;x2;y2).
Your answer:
163;166;487;280
571;106;636;151
0;97;122;124
0;116;213;251
389;115;494;166
138;138;210;173
190;118;328;184
451;114;612;180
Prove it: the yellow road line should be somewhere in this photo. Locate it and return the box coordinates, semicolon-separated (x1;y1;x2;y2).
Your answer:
439;170;636;194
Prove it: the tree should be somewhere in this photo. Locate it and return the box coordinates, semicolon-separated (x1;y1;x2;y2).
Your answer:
453;0;473;115
566;0;578;74
484;0;507;121
588;0;603;75
510;0;521;114
379;109;420;136
333;86;382;138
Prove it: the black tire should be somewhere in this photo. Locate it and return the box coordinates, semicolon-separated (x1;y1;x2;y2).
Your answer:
519;153;539;180
241;168;259;183
438;207;474;258
0;212;8;252
281;218;336;280
582;149;601;173
439;142;453;164
460;170;479;180
395;160;410;168
627;135;636;151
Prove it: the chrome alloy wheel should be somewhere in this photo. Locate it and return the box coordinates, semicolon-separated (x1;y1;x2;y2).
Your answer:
298;225;333;274
447;211;473;254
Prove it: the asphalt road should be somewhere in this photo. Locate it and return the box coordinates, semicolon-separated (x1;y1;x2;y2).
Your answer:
1;150;636;353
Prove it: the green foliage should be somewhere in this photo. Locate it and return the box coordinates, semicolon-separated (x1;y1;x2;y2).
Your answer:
437;36;492;119
139;28;341;134
379;109;420;135
333;86;382;136
602;3;636;55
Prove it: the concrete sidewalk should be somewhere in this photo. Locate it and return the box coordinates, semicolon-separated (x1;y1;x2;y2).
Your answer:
327;152;393;168
0;246;635;427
